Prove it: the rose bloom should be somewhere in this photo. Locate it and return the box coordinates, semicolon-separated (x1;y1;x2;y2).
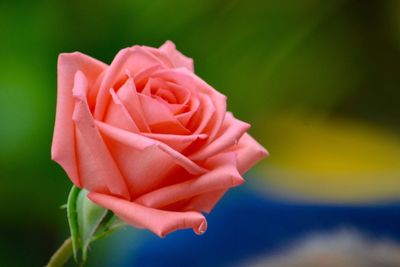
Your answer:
52;41;268;237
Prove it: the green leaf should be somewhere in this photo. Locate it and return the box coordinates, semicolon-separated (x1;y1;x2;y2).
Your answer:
66;185;81;261
76;188;109;262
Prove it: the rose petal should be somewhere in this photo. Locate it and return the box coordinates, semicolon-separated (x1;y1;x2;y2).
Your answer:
175;96;200;125
101;135;176;197
155;88;178;103
94;46;168;120
151;78;192;104
95;121;207;175
152;68;198;95
72;75;130;199
142;132;207;152
75;129;109;194
158;101;187;115
88;192;207;237
52;52;106;187
87;71;105;110
163;81;191;104
185;189;227;213
195;80;226;143
170;68;227;142
116;78;151;132
189;113;250;161
142;78;189;114
187;93;215;134
234;133;269;174
103;88;140;132
159;40;194;72
141;46;176;70
72;72;109;193
149;78;191;105
138;93;191;135
132;64;164;90
135;152;243;209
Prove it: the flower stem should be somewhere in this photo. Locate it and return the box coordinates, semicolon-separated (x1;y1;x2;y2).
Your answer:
45;223;125;267
46;238;73;267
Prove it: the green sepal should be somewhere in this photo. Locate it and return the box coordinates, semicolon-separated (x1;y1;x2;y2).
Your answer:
66;185;81;262
76;188;109;262
66;185;120;264
92;216;126;242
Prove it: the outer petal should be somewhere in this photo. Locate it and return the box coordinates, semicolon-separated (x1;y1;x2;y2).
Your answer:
185;189;227;213
75;129;109;194
88;192;207;237
184;135;268;212
52;53;107;187
72;73;130;199
141;132;207;152
189;113;250;161
235;133;269;174
159;41;194;72
134;152;243;209
100;137;178;198
95;121;207;175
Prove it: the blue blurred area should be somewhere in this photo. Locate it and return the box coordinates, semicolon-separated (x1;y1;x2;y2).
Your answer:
103;183;400;267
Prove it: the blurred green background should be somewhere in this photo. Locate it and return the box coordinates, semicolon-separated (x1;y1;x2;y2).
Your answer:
1;0;400;266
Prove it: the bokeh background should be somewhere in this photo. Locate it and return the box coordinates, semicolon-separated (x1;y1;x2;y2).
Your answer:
1;0;400;266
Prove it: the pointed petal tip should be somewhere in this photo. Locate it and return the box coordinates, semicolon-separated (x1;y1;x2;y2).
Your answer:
261;147;269;158
162;40;176;48
232;175;245;186
57;51;82;63
195;220;208;235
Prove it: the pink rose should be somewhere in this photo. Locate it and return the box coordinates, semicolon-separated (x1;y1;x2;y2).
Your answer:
52;41;268;237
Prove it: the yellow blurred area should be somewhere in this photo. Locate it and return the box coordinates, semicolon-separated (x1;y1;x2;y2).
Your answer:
260;114;400;202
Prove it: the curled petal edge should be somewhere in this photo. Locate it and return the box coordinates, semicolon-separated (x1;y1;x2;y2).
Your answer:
88;192;207;237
